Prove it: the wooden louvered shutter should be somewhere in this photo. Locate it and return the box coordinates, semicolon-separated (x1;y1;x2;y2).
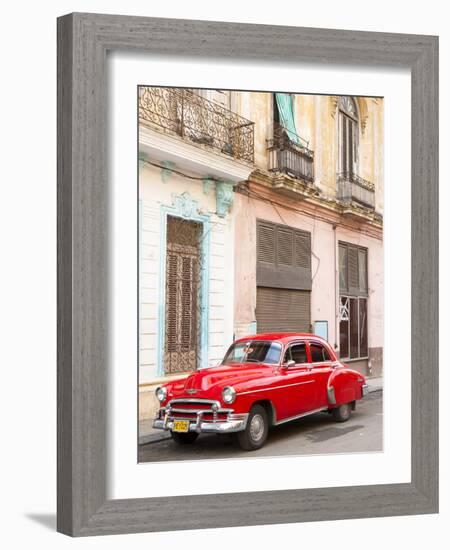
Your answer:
358;248;368;294
341;113;348;172
348;119;354;172
295;231;311;270
277;227;293;266
348;245;359;295
166;253;179;353
257;220;311;291
340;242;368;297
258;223;276;265
181;255;197;350
339;243;348;292
340;113;356;174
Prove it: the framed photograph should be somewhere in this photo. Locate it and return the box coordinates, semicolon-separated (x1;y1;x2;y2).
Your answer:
57;13;438;536
137;86;383;463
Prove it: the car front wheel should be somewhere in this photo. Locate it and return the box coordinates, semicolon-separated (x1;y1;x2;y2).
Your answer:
234;404;268;451
331;402;352;422
171;431;199;444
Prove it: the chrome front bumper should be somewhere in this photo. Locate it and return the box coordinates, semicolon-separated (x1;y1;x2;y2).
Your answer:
153;399;248;434
362;384;369;397
153;416;248;434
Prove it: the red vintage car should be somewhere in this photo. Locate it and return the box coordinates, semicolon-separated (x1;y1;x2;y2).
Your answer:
153;333;369;450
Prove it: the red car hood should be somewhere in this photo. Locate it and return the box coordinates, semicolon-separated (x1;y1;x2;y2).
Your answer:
167;363;275;400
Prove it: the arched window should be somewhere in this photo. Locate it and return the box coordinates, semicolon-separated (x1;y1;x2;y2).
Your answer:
339;96;359;175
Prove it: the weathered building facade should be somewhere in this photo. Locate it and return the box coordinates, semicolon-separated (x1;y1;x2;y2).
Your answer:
138;87;383;421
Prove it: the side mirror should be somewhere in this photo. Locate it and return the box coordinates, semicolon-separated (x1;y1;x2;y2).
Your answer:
284;360;295;369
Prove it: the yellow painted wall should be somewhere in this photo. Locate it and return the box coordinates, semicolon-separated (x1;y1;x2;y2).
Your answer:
230;90;384;213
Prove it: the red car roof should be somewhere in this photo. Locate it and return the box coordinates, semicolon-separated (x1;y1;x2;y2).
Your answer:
234;332;327;345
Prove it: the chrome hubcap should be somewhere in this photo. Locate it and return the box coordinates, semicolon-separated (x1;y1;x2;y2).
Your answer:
249;413;265;442
342;404;350;417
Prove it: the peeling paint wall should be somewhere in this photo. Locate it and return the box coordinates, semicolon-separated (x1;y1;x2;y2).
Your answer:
232;90;384;213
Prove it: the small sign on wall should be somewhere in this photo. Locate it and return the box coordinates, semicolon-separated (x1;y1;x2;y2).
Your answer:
314;320;328;342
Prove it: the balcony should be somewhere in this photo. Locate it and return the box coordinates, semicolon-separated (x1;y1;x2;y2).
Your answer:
337;172;376;210
267;123;314;184
139;87;255;164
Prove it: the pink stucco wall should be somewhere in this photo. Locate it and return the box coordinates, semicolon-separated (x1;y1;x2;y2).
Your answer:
233;193;384;358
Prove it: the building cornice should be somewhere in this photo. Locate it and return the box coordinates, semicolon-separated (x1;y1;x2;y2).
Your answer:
244;169;383;240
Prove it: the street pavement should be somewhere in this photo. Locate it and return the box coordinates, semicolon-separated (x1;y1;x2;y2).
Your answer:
138;390;383;463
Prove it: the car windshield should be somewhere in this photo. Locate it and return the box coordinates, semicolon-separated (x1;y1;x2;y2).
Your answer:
222;340;282;365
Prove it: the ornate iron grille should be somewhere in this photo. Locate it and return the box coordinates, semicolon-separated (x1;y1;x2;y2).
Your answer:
139;87;255;163
267;123;314;183
164;216;204;375
337;172;375;209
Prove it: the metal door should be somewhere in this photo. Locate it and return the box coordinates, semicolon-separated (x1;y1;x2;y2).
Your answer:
256;287;311;334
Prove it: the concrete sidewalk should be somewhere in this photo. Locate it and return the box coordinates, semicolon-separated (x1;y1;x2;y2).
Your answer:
139;375;384;446
366;376;383;393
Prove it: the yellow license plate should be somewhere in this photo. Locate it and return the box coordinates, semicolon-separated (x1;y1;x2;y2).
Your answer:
172;420;190;433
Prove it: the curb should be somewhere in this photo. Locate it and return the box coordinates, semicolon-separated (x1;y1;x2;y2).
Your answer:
139;432;171;446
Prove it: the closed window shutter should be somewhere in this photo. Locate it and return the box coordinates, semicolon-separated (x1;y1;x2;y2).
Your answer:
257;220;311;290
342;114;348;172
166;250;199;354
348;119;354;171
181;256;196;350
295;231;311;270
340;112;357;173
258;223;276;264
339;243;348;292
358;248;368;293
348;246;359;294
277;228;293;266
166;253;179;353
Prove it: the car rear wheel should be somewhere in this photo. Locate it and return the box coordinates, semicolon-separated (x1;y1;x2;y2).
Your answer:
331;403;352;422
171;431;199;444
234;404;268;451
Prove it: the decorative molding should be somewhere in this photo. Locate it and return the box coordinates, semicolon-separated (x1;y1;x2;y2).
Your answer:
160;160;175;183
158;195;211;377
139;151;149;172
330;96;339;118
215;181;235;218
139;125;253;184
202;177;215;195
171;191;200;219
331;96;369;134
356;97;369;135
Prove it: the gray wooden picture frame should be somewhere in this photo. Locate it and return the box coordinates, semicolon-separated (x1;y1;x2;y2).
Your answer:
57;12;438;536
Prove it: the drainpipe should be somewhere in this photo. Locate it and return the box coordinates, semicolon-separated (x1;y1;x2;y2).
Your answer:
333;224;338;350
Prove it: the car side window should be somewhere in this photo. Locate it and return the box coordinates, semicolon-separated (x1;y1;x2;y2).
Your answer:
288;344;308;365
310;343;331;363
284;346;292;363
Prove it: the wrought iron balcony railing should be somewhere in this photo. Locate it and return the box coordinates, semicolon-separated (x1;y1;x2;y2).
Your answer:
267;123;314;184
139;87;255;163
337;172;376;209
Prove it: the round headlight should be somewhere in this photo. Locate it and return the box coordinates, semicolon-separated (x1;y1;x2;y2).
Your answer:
155;386;167;402
222;386;236;404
